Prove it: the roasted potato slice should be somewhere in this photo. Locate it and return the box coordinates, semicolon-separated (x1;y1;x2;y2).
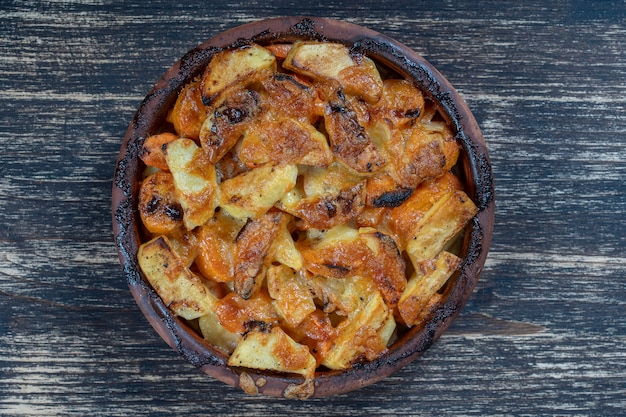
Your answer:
233;211;283;299
358;228;407;309
299;224;406;308
200;43;276;104
267;265;316;327
266;214;303;270
238;115;332;167
167;231;198;268
361;120;414;208
324;91;387;174
371;79;425;128
195;210;246;283
363;117;458;208
138;235;216;320
261;73;321;123
419;99;438;124
299;161;360;197
283;42;354;82
215;291;280;335
228;326;316;378
355;206;388;229
198;309;241;354
336;57;384;104
138;171;185;236
321;291;395;370
283;42;383;103
284;309;336;365
405;190;478;268
281;163;366;230
308;274;376;316
169;80;207;140
220;163;297;220
200;88;264;164
397;251;461;327
263;43;292;60
165;138;218;230
298;224;366;279
387;124;446;189
386;172;463;249
289;181;366;230
422;120;460;171
214;148;250;182
365;171;413;208
139;132;178;171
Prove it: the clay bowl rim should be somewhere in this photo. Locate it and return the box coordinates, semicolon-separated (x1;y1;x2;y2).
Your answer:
111;16;495;399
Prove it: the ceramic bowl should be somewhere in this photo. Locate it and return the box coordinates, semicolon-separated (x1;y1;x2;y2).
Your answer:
112;16;495;398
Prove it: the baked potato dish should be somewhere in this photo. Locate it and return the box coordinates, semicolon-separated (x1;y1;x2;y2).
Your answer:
135;40;478;396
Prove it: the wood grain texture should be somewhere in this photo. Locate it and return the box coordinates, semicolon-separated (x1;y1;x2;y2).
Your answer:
1;0;625;415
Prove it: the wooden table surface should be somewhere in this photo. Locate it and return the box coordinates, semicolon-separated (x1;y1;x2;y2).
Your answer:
1;1;625;415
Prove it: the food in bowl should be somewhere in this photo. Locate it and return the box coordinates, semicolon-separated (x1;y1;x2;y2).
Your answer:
113;17;494;399
136;39;476;383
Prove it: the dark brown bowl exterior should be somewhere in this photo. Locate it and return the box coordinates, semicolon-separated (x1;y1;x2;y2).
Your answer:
112;16;495;398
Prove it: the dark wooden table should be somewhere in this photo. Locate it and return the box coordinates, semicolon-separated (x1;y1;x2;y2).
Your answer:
1;1;625;415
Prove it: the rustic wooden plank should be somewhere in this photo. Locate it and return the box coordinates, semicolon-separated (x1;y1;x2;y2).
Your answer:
1;0;625;415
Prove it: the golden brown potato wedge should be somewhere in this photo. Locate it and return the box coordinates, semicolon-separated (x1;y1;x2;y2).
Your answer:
214;148;250;182
195;210;246;283
267;265;316;327
387;125;446;189
289;182;366;230
238;115;332;167
283;42;382;103
165;138;219;230
284;42;354;81
298;162;360;197
299;225;406;308
233;211;284;299
298;224;367;279
405;190;478;268
358;228;407;309
371;79;425;128
228;326;316;378
336;57;384;104
308;274;376;316
321;291;395;370
138;171;185;236
361;120;413;208
198;309;241;354
169;80;207;140
421;120;460;171
167;231;198;268
386;172;463;249
220;163;297;220
140;132;178;172
281;162;367;230
355;206;388;229
324;91;387;174
214;291;280;335
263;43;292;60
200;88;264;164
283;309;336;365
261;73;321;123
397;251;461;327
266;214;303;270
365;171;413;208
138;235;216;320
200;43;276;104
